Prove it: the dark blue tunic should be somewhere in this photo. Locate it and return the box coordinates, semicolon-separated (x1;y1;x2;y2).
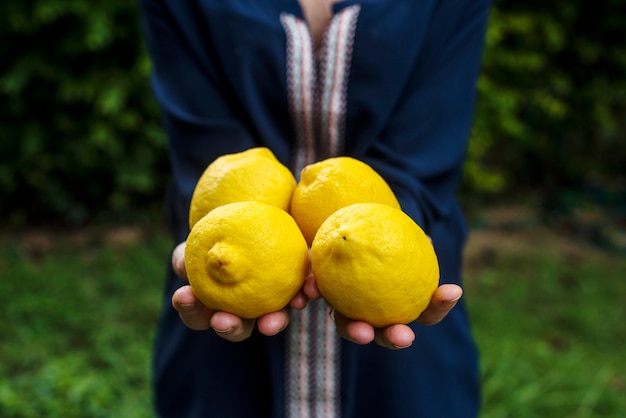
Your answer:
139;0;491;416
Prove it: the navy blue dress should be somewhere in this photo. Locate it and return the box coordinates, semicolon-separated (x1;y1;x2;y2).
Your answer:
139;0;491;416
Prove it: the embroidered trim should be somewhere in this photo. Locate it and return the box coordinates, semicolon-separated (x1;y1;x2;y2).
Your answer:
281;4;360;170
318;5;360;159
281;5;361;418
281;14;316;173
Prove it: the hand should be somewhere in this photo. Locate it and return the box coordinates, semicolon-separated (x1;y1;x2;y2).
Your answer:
171;242;311;342
303;276;463;350
172;241;462;347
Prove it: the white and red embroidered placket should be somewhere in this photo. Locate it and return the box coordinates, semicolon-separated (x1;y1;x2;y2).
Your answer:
281;5;361;418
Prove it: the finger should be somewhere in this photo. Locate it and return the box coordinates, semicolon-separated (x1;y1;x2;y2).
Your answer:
289;267;317;309
257;309;290;336
332;309;375;345
417;284;463;326
302;270;323;300
171;242;187;280
289;289;309;310
373;324;415;350
172;285;213;330
210;311;255;342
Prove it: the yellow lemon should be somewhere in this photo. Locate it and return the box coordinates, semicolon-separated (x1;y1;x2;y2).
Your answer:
290;156;401;245
189;147;296;229
185;201;309;319
311;203;439;327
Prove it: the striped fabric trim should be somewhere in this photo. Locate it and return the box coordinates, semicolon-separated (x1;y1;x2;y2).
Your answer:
318;6;359;158
281;5;360;418
281;13;317;174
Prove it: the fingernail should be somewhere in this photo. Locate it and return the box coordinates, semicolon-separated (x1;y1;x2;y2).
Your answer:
267;325;287;337
328;307;336;321
213;327;233;334
177;303;196;311
446;296;462;306
393;342;413;349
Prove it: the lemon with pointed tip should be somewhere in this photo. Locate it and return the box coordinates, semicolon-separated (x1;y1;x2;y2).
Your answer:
290;156;401;245
311;203;439;327
189;147;296;229
185;201;309;318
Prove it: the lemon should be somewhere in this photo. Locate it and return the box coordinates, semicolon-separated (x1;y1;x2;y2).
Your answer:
189;147;296;229
290;156;401;245
311;203;439;327
185;201;309;319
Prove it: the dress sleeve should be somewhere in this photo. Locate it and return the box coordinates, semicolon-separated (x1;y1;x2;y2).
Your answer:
139;0;266;240
357;0;492;232
139;0;258;184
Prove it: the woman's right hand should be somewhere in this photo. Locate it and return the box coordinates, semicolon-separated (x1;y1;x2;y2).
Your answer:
170;242;310;342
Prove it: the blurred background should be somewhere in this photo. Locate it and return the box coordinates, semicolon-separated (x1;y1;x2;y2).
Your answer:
1;1;624;417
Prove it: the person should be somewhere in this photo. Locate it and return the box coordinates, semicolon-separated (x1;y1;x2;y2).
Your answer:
138;0;492;417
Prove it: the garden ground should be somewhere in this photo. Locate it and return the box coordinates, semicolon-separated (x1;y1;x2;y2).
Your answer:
1;205;624;418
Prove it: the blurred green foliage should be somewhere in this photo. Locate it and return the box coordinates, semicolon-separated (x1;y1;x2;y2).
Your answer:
0;1;167;225
466;245;626;417
0;230;167;417
1;0;624;226
1;223;624;417
464;0;626;205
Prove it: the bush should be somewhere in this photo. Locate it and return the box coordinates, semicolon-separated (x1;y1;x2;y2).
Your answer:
0;1;167;225
463;0;626;208
1;1;624;226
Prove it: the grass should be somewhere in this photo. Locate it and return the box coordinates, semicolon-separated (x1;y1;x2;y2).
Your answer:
0;217;625;417
464;224;626;418
0;226;170;418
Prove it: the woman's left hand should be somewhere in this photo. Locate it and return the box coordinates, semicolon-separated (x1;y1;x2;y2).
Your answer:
304;276;463;350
